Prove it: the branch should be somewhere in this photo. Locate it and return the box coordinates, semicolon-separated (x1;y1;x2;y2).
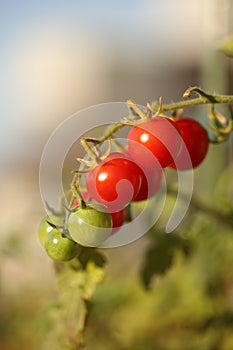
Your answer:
153;87;233;112
79;87;233;154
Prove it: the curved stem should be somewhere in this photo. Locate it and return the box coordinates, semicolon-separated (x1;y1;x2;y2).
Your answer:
70;173;86;209
153;94;233;113
78;88;233;153
98;123;124;142
80;138;99;163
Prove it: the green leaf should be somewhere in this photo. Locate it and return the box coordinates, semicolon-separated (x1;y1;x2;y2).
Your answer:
220;38;233;57
140;232;191;289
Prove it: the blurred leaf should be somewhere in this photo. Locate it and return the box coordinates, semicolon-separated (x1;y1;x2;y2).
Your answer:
201;311;233;331
140;231;191;289
78;247;107;268
220;38;233;57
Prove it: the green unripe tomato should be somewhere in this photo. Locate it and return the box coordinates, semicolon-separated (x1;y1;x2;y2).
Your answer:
44;228;80;262
68;205;112;247
38;215;63;247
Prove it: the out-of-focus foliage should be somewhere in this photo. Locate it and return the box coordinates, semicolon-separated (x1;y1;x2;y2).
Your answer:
140;230;191;289
84;165;233;349
2;166;233;350
39;249;107;350
220;38;233;57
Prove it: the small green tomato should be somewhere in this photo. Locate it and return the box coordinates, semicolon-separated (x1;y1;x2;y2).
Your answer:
68;205;112;247
44;228;80;262
37;215;63;247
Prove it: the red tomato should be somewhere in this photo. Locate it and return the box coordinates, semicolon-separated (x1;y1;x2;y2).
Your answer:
132;165;163;202
127;117;182;168
85;152;142;211
111;208;126;234
114;149;163;202
169;118;209;170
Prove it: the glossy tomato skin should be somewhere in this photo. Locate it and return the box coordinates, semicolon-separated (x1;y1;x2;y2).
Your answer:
120;150;163;202
132;166;163;202
38;215;63;247
169;118;209;170
45;228;80;262
68;205;112;247
110;208;126;234
73;195;126;234
127;117;182;168
86;152;142;212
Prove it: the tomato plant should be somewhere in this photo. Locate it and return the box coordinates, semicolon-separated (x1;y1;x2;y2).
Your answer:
39;85;233;350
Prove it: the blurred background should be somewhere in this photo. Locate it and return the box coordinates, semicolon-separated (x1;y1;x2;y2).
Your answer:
0;0;233;349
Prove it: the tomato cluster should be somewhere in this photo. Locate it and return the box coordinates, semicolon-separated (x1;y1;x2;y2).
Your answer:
85;116;209;211
38;114;210;260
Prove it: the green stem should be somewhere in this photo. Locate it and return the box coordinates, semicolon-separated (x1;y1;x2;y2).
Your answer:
153;94;233;113
98;123;124;142
79;88;233;152
85;88;233;150
80;138;99;163
70;173;86;209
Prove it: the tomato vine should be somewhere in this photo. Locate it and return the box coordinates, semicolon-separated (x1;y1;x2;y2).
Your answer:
38;85;233;350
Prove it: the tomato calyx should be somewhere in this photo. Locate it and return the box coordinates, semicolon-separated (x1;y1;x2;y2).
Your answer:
123;100;174;127
73;100;175;177
74;138;112;174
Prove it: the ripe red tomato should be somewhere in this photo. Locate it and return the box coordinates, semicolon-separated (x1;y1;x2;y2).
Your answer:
86;152;142;211
127;117;182;168
118;150;163;202
132;166;163;202
169;118;209;170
